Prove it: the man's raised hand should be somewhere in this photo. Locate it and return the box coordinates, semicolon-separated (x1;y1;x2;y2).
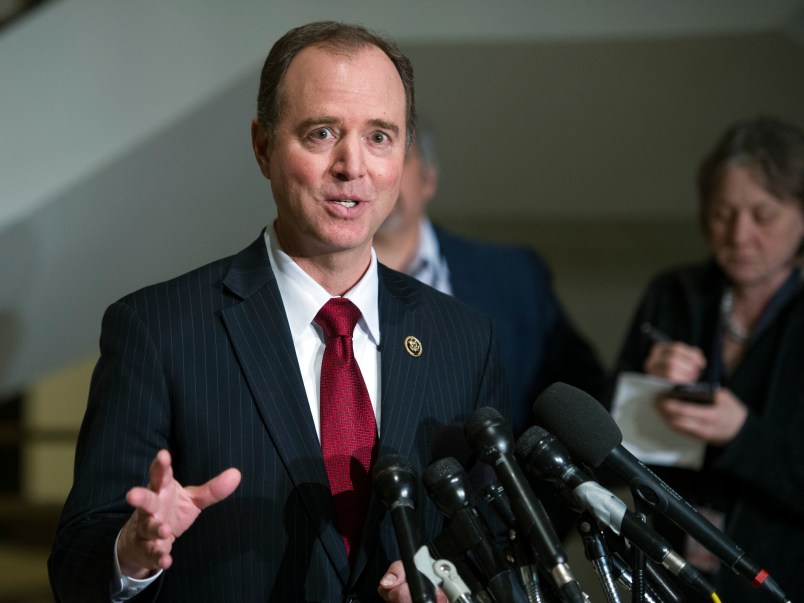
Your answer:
117;449;241;578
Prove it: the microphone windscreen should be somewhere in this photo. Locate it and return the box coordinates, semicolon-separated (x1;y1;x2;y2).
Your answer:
514;425;550;460
423;456;463;491
464;406;506;438
373;453;415;476
531;382;621;468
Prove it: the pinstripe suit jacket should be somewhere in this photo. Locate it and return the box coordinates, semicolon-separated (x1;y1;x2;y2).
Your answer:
48;234;509;602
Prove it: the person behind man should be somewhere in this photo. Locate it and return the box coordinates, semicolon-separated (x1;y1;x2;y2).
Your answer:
48;21;508;602
373;117;606;542
610;116;804;602
374;117;606;439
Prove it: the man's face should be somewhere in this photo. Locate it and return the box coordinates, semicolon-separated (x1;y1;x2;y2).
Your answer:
254;44;407;262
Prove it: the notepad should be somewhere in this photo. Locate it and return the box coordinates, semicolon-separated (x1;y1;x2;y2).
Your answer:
610;371;706;470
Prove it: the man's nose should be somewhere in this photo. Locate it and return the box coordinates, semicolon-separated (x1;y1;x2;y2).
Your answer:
331;134;366;181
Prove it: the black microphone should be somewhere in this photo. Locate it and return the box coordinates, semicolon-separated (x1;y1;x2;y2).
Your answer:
429;424;544;601
424;456;529;603
533;382;791;603
516;425;715;598
429;423;517;532
463;407;587;603
372;454;438;603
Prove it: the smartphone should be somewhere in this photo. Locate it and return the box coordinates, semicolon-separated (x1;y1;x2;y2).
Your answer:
669;383;715;405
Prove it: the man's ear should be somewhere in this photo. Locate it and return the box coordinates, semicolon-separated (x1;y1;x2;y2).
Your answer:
251;117;272;180
421;165;439;205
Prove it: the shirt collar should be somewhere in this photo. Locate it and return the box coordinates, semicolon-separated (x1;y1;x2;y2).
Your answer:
407;218;438;276
406;218;452;295
263;224;380;346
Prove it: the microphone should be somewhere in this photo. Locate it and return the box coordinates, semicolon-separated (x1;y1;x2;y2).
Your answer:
429;423;517;532
424;456;529;603
516;425;715;598
429;424;544;601
463;407;587;603
372;454;438;603
532;382;791;603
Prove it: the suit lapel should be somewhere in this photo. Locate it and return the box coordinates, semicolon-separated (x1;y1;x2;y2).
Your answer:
376;267;431;460
220;235;351;583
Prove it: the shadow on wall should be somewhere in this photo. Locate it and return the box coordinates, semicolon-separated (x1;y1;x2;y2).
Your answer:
0;215;41;399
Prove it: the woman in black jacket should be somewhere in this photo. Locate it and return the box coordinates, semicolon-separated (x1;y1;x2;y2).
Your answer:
612;116;804;602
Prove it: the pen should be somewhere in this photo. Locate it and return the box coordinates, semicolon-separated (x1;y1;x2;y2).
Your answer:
640;322;671;343
640;323;720;390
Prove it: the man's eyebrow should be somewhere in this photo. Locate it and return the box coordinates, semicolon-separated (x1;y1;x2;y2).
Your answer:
369;119;400;137
296;116;341;132
296;117;400;136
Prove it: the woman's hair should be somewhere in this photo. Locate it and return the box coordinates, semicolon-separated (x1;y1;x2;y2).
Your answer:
697;116;804;234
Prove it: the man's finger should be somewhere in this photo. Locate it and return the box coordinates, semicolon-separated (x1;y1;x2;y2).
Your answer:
127;486;160;516
379;559;406;590
148;449;174;491
187;468;242;510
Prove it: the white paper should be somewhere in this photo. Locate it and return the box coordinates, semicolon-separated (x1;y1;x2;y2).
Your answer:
610;371;706;470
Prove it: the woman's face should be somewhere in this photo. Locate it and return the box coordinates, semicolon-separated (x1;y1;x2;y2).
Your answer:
707;163;804;291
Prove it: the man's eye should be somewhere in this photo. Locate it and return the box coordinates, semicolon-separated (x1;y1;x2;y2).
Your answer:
311;128;332;140
370;131;390;144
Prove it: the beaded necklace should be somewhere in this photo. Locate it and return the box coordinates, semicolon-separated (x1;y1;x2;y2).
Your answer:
720;288;750;343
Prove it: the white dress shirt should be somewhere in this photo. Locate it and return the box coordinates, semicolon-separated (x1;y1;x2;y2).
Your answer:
264;226;382;436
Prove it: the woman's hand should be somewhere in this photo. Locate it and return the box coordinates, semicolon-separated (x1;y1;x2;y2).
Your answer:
654;387;748;446
644;341;707;384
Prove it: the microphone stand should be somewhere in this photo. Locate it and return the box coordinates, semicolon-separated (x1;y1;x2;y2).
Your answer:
609;556;663;603
478;482;544;603
604;528;685;603
576;513;622;603
505;520;545;603
579;512;684;603
629;504;649;603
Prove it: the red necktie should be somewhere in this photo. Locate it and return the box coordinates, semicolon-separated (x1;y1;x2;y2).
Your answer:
314;298;378;562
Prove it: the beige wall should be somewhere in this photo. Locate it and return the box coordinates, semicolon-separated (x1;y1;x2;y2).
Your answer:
404;31;804;366
22;357;95;502
407;32;804;220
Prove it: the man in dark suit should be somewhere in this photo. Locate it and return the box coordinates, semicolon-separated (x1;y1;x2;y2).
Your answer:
48;22;507;602
374;117;606;537
375;116;606;436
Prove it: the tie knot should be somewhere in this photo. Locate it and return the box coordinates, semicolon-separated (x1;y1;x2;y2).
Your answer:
314;298;362;338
